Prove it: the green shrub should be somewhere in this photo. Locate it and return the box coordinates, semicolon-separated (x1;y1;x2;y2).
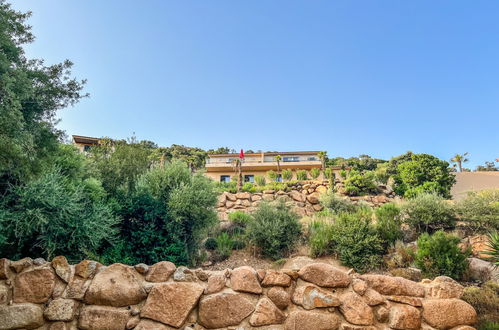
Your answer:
308;219;334;257
246;201;302;259
343;170;378;196
324;168;335;182
296;170;308;181
215;232;234;259
309;168;320;180
255;175;266;186
374;163;390;184
320;193;358;214
414;231;469;279
242;182;256;193
484;231;499;267
401;192;456;233
267;170;278;182
232;240;246;250
457;189;499;232
375;203;402;248
214;181;237;193
282;169;293;182
462;282;499;327
228;211;252;226
339;169;348;179
204;237;217;250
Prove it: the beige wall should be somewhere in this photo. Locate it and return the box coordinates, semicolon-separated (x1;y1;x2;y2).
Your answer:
205;169;343;183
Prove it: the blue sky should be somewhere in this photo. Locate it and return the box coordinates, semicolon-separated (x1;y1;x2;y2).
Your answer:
11;1;499;168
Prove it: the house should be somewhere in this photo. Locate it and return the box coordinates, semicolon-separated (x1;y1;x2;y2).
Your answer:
205;151;330;183
72;135;100;152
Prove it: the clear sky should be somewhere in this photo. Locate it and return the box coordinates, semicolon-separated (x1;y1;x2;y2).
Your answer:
11;1;499;168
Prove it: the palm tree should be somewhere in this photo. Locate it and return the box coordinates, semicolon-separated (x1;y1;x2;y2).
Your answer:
274;155;282;173
317;151;327;171
231;158;242;192
450;153;469;172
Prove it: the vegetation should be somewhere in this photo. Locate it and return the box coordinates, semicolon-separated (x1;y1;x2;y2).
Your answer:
484;231;499;267
413;231;469;279
450;152;469;172
343;170;378;196
282;169;293;182
309;168;320;179
320;193;359;214
296;170;308;181
462;282;499;328
375;203;402;248
267;170;278;182
401;192;456;233
457;189;499;232
246;201;302;260
228;211;252;226
255;175;266;186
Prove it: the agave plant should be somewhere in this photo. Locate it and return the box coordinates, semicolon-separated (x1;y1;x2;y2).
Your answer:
483;231;499;268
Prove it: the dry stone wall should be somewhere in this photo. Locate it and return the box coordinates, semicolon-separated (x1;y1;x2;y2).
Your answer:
0;257;477;330
217;181;398;220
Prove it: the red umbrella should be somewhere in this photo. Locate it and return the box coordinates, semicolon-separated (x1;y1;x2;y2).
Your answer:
239;149;245;160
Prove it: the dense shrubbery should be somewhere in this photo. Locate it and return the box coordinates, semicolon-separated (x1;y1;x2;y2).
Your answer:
282;169;293;182
375;203;402;248
484;231;499;267
401;192;456;233
246;201;302;259
413;231;469;279
462;282;499;328
457;189;499;232
320;193;359;214
343;170;378;196
296;170;308;181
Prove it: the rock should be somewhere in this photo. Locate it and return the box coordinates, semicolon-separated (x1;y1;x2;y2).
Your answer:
198;292;255;328
134;263;149;274
205;273;225;294
389;268;422;282
49;322;69;330
0;259;9;279
306;193;321;204
284;311;341;330
249;297;286;326
226;200;235;208
466;257;499;283
469;234;492;259
173;266;196;282
0;283;7;304
141;282;203;328
352;279;368;296
316;185;328;194
262;270;292;287
236;192;251;199
422;299;477;329
84;263;147;307
51;256;72;283
283;256;316;271
65;276;90;300
289;191;305;202
339;292;374;325
43;298;78;321
226;193;237;201
230;266;262;294
256;269;266;281
13;268;55;303
146;261;176;282
126;317;140;329
267;286;290;309
0;304;44;330
33;258;47;266
78;305;130;330
252;194;263;201
195;268;209;281
387;296;422;307
389;304;421;330
362;288;384;306
340;325;377;330
135;319;177;330
262;194;275;201
298;263;351;288
424;276;464;299
282;268;299;280
74;260;99;279
361;275;424;297
10;257;33;273
313;204;324;211
292;284;340;309
375;306;389;322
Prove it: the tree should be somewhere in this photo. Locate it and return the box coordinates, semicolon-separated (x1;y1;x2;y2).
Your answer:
317;151;327;171
451;153;469;172
274;155;282;174
476;161;498;172
231;158;242;192
0;1;87;193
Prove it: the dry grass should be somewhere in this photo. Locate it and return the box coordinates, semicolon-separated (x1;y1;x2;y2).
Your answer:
462;281;499;329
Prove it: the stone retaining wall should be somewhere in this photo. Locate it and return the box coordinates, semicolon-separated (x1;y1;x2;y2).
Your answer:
217;181;397;220
0;257;477;329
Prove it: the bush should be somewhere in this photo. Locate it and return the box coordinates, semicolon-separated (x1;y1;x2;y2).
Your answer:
255;175;266;186
457;189;499;232
339;169;348;179
232;240;246;250
320;193;358;214
246;201;302;259
414;231;469;279
204;237;217;250
215;232;234;259
375;203;402;248
267;170;278;182
296;170;308;181
462;282;499;328
242;182;256;193
282;169;293;182
484;231;499;267
401;192;456;233
228;211;252;226
343;170;378;196
324;168;335;181
309;168;320;179
308;219;334;257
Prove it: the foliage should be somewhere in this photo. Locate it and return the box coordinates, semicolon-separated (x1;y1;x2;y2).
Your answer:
296;170;308;181
462;282;499;327
327;155;386;172
204;237;217;250
457;189;499;232
450;152;469;172
374;163;390;184
228;211;252;226
255;175;266;186
339;169;348;179
375;203;402;248
282;169;293;182
242;182;256;193
414;231;469;279
0;169;118;260
393;153;455;198
323;168;335;181
483;231;499;267
401;192;456;233
320;193;358;214
308;219;334;257
267;170;278;182
215;232;234;260
384;240;415;270
159;144;207;171
246;201;302;260
343;170;378;196
232;239;246;250
309;168;320;179
476;161;499;172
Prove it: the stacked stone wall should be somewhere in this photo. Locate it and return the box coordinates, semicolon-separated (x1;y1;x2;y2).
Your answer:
0;257;477;329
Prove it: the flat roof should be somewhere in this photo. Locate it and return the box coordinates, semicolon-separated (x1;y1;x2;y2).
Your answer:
209;151;321;158
72;135;100;144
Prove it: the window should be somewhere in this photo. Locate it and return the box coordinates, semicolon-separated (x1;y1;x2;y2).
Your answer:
244;175;254;183
283;156;300;162
276;174;282;182
308;157;317;161
83;145;92;152
220;175;231;183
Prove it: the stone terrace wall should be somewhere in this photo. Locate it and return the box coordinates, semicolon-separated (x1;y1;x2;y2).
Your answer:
0;257;477;329
217;181;398;220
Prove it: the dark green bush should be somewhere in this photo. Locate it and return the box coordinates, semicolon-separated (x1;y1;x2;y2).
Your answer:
232;240;246;250
308;219;334;257
414;231;469;279
343;170;378;196
320;193;358;214
457;189;499;232
375;203;402;248
228;211;252;226
215;232;233;260
246;201;302;260
401;192;456;233
205;237;217;250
